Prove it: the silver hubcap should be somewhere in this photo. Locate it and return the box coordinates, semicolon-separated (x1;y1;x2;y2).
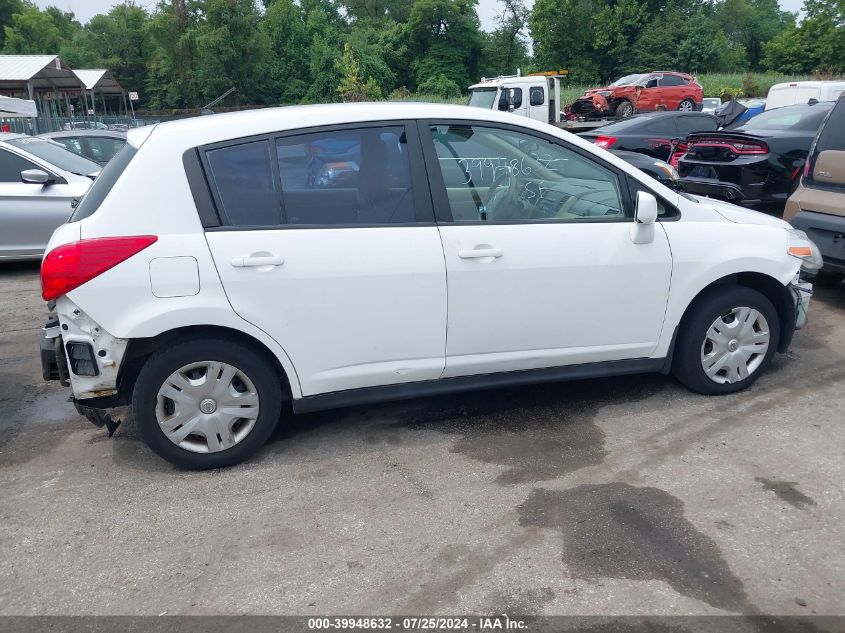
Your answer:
680;100;694;111
700;307;770;384
156;361;260;453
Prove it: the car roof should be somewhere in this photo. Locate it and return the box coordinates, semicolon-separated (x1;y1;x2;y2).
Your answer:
128;102;570;149
41;130;127;139
0;132;26;141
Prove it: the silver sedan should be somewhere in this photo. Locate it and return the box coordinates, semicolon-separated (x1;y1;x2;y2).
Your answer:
0;134;99;261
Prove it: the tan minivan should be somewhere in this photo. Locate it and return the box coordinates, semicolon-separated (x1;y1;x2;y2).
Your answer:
785;96;845;286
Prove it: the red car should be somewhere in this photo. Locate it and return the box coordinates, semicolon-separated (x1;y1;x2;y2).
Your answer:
568;72;703;120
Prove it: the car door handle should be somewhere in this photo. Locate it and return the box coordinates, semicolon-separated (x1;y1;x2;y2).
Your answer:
231;255;284;268
458;248;503;259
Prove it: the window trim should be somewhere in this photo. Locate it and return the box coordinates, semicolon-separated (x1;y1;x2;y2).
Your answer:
193;120;435;231
416;119;639;225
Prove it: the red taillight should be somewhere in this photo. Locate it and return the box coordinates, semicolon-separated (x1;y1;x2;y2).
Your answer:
41;236;158;301
803;157;812;180
594;135;617;149
689;139;768;155
669;142;689;168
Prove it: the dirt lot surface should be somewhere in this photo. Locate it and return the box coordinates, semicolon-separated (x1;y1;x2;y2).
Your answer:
1;261;843;617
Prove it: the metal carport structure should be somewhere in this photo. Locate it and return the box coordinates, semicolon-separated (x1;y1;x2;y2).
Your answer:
73;69;128;117
0;55;86;132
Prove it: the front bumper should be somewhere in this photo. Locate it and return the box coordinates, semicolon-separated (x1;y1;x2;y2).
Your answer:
791;279;813;330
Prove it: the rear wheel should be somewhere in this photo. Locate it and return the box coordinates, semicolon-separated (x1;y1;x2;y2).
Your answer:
672;286;780;395
678;98;696;112
615;100;634;118
132;338;282;469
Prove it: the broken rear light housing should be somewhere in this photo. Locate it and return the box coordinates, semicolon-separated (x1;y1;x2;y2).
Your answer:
41;236;158;301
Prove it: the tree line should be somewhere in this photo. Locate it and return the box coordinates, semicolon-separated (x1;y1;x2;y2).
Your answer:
0;0;842;110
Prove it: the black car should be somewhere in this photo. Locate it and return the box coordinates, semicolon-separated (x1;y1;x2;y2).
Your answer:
677;102;835;203
610;150;680;188
580;112;719;161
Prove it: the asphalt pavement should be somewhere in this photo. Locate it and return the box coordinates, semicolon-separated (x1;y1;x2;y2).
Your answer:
1;261;843;617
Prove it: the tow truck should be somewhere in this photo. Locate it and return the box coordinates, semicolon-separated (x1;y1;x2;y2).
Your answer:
467;70;613;132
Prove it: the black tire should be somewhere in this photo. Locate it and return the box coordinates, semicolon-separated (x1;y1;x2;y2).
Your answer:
672;286;780;395
615;100;634;118
132;338;283;469
678;98;696;112
812;271;844;286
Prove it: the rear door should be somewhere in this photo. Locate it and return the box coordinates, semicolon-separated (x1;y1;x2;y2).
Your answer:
200;122;448;397
0;147;76;259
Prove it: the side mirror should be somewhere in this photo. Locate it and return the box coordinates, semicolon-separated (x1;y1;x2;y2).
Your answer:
21;169;54;185
630;191;658;244
813;150;845;186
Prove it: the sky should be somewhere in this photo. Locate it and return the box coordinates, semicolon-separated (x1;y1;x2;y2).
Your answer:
37;0;805;33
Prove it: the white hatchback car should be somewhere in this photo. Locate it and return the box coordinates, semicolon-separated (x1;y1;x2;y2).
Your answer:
40;103;820;469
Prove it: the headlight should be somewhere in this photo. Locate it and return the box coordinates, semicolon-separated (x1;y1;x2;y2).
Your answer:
597;90;613;97
787;229;823;272
653;161;679;181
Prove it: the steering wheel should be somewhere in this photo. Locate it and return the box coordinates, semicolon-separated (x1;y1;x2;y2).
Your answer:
482;169;526;220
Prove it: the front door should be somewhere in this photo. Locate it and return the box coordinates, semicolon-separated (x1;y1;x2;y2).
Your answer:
420;122;673;378
201;123;447;396
0;148;75;259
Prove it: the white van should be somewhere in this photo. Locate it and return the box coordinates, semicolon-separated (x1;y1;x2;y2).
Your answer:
765;81;845;110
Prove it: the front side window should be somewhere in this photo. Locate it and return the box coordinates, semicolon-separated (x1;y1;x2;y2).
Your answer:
498;88;523;111
206;140;281;226
0;147;38;182
276;126;415;225
428;124;626;222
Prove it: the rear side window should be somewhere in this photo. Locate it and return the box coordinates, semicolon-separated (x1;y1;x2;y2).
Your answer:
661;75;686;87
0;147;37;182
530;87;545;106
644;117;678;134
205;140;281;226
275;126;415;225
69;144;136;222
87;136;126;163
815;98;845;152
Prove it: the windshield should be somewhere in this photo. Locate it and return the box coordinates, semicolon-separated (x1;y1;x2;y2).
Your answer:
610;74;645;87
468;88;498;109
7;137;100;176
739;104;833;131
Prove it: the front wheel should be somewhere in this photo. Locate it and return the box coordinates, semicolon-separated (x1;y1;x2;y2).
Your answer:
672;286;780;395
678;98;696;112
132;338;283;469
615;100;634;118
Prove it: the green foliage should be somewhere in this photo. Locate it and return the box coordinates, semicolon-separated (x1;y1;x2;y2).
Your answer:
416;72;461;98
336;42;383;101
1;0;842;111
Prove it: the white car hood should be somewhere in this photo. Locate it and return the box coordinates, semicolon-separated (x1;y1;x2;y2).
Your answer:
693;195;791;229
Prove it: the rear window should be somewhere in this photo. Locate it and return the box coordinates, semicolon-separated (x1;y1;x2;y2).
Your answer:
740;104;833;131
69;144;136;222
6;137;100;176
815;98;845;152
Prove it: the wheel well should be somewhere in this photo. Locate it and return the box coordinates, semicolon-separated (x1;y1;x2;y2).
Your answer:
678;272;796;354
116;325;293;404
